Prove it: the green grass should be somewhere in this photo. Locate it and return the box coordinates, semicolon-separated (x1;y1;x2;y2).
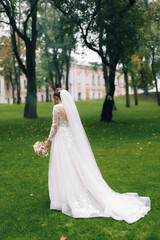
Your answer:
0;95;160;240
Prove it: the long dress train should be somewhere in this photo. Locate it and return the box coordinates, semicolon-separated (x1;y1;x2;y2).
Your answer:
48;100;151;224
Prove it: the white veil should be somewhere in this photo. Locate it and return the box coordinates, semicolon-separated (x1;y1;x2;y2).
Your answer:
60;90;102;178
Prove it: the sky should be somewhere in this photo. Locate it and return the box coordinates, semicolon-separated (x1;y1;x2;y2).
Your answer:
0;25;101;66
71;41;101;66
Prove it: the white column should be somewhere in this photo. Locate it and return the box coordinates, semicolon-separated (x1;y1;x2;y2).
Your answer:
81;68;86;100
89;73;92;99
0;77;6;103
74;68;78;101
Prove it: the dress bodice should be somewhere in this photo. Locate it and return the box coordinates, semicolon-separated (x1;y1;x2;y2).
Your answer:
48;104;69;141
55;104;69;128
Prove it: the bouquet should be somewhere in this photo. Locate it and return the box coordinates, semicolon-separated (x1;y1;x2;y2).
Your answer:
33;141;49;157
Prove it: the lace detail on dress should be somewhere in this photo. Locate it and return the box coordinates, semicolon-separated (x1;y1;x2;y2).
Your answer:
48;104;70;141
70;191;101;217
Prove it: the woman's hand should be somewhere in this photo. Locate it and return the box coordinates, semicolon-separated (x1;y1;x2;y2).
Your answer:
60;236;67;240
44;139;51;147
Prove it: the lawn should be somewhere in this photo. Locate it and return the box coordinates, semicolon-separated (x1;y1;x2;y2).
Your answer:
0;96;160;240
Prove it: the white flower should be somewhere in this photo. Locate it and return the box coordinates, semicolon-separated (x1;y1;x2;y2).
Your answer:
34;146;39;151
33;141;49;157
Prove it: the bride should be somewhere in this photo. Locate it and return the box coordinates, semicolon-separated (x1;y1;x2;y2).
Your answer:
44;88;151;224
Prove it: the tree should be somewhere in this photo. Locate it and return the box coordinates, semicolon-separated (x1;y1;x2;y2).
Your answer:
52;0;143;121
143;0;160;105
0;35;24;103
122;63;130;108
0;36;16;102
0;0;39;118
138;59;153;94
128;56;140;106
36;51;50;102
37;3;77;92
0;37;13;101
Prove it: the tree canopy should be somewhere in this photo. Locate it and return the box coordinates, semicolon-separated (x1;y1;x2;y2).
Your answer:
0;0;159;120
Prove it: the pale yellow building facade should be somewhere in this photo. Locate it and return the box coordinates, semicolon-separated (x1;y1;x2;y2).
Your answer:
0;64;127;104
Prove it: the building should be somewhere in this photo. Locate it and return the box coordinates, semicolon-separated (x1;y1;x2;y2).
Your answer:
68;64;106;100
0;64;127;104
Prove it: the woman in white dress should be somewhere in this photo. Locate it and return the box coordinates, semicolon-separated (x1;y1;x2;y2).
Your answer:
44;88;151;224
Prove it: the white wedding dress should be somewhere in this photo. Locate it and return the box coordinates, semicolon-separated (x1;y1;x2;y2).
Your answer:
48;90;151;224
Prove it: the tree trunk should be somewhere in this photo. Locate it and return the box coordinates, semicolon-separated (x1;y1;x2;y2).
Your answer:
12;85;16;104
53;49;62;88
24;62;37;118
24;8;37;118
101;59;118;122
17;67;21;104
131;73;138;106
45;78;49;102
140;68;148;95
17;0;21;104
102;62;109;94
13;54;21;104
65;50;71;91
10;72;16;103
44;33;55;91
144;84;149;96
24;60;37;118
17;35;21;104
123;65;130;108
11;27;21;104
50;72;55;90
151;48;160;106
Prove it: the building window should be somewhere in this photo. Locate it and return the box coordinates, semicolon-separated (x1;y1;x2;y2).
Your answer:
49;94;52;101
41;95;44;102
98;76;101;85
93;93;95;99
98;93;101;99
8;98;10;103
78;92;81;100
92;76;95;85
7;82;9;90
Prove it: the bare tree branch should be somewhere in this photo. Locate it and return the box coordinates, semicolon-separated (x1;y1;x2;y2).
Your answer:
85;0;102;37
0;0;26;41
52;0;107;61
0;20;10;24
24;0;39;37
11;28;27;76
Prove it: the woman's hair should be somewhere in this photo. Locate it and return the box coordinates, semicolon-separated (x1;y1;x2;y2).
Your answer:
53;88;62;100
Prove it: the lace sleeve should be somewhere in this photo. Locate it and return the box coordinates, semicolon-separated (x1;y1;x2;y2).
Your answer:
48;106;59;141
